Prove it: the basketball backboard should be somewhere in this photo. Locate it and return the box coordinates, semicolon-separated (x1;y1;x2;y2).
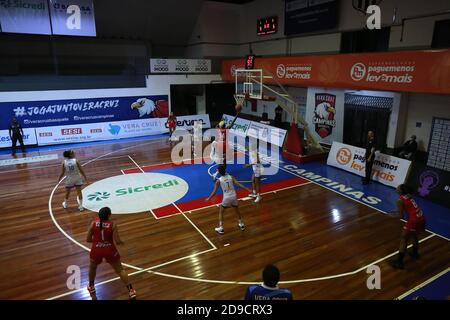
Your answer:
235;69;263;100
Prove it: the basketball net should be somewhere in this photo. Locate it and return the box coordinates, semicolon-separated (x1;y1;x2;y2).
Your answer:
234;94;247;107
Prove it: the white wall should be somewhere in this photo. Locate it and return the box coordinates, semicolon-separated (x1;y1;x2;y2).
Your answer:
403;93;450;151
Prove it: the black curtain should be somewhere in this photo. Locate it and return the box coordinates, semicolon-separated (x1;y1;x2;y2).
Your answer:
343;104;391;152
205;83;236;123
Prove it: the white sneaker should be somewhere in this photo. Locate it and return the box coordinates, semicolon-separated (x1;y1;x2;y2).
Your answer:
248;193;257;198
215;226;224;235
254;196;262;203
238;222;245;231
62;201;68;209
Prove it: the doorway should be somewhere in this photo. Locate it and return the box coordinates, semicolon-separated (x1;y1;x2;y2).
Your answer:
343;94;393;152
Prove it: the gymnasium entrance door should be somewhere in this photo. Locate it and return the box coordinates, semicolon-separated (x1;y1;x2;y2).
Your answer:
343;94;393;152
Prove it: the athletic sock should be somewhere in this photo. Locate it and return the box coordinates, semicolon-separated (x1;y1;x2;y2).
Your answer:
89;281;94;287
127;284;133;290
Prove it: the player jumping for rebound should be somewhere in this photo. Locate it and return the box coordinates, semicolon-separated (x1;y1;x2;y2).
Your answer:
206;164;250;235
244;150;263;203
86;207;137;300
390;184;427;269
58;150;88;212
216;103;241;168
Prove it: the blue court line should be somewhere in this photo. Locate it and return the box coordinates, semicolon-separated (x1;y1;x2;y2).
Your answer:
277;159;450;240
401;268;450;300
0;134;168;155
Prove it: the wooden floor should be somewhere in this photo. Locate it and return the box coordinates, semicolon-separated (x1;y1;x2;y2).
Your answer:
0;137;449;300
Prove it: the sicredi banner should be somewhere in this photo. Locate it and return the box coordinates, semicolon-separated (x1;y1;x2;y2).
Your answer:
327;141;411;187
222;114;251;137
150;59;211;73
0;128;37;148
161;114;211;131
247;121;287;147
222;114;287;147
0;0;52;35
0;95;168;130
36;118;163;145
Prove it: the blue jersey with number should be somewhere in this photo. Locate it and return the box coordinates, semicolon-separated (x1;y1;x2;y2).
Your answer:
245;284;293;300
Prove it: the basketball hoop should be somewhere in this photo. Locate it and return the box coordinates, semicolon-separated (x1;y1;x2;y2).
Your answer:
234;94;248;107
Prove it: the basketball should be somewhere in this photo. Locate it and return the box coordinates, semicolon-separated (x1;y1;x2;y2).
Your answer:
235;103;242;113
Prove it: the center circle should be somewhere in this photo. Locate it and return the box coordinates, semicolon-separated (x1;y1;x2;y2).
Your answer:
82;172;189;214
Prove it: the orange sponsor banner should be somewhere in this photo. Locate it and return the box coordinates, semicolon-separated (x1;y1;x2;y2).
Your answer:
222;49;450;94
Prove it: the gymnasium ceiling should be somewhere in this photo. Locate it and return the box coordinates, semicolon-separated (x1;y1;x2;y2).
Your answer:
93;0;204;45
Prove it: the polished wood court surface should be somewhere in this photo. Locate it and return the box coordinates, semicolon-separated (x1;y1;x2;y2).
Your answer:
0;137;449;300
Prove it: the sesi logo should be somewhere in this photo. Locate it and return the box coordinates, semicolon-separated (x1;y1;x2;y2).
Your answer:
61;128;82;135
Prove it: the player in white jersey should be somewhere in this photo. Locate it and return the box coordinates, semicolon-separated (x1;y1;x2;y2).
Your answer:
191;120;203;157
244;150;263;203
209;136;225;180
206;165;250;234
58;150;88;211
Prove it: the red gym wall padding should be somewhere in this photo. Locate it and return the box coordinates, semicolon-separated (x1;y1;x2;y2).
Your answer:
284;123;303;155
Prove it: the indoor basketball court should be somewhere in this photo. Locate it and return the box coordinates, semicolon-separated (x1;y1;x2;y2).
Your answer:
0;0;449;305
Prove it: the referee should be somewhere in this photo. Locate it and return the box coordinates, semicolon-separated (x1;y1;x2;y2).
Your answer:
363;130;376;185
9;117;26;156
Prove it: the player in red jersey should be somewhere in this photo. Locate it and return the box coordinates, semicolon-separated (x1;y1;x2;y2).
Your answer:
390;184;426;269
167;112;177;141
86;207;136;300
216;108;240;168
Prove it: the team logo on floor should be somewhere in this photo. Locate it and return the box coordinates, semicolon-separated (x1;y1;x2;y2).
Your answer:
82;173;189;214
313;93;336;138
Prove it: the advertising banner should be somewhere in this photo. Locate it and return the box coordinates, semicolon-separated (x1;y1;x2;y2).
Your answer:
222;49;450;94
150;59;211;73
0;95;168;130
0;0;51;34
247;121;287;147
222;114;287;147
161;114;211;131
222;114;252;137
327;141;411;187
305;87;344;145
49;0;96;36
0;128;37;148
35;118;163;145
406;162;450;209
